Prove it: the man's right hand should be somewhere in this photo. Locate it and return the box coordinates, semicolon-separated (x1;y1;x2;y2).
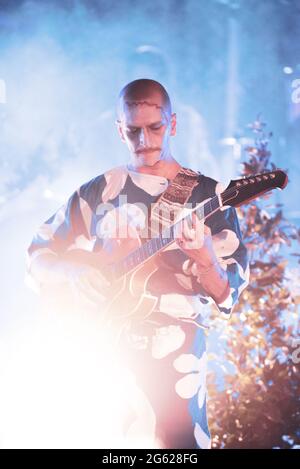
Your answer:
30;253;110;307
65;262;110;306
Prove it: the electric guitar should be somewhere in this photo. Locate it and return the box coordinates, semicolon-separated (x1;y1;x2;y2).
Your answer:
58;169;288;336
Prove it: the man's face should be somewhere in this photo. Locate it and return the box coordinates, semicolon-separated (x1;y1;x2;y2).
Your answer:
117;92;176;169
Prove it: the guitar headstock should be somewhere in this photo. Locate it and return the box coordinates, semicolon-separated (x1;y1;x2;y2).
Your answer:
221;169;288;208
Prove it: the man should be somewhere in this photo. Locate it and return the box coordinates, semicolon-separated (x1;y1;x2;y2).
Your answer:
27;79;249;449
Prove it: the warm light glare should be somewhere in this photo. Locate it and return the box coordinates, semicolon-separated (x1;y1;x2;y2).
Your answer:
0;313;159;448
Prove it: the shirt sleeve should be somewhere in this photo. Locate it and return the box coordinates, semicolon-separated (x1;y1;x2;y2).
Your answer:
26;187;96;292
141;203;249;320
207;205;249;316
183;204;250;317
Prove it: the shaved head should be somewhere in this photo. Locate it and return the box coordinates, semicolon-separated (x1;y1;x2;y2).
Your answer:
116;78;176;171
117;79;172;120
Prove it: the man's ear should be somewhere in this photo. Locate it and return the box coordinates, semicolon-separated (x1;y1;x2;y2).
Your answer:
115;120;126;143
170;113;177;136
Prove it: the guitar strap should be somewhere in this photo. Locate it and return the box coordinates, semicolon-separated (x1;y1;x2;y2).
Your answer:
148;166;200;237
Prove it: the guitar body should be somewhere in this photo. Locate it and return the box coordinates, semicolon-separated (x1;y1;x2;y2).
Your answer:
104;256;159;324
63;236;161;333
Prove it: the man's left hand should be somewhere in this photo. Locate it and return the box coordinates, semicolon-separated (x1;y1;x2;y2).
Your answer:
175;211;217;267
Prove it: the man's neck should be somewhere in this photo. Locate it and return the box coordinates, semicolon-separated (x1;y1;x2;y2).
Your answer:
131;158;182;181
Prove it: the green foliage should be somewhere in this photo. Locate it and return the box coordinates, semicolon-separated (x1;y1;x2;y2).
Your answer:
207;117;300;449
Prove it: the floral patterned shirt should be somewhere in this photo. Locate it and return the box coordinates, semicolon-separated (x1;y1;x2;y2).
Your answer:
27;165;249;449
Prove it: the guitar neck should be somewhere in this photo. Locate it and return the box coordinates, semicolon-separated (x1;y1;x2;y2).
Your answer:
112;194;221;279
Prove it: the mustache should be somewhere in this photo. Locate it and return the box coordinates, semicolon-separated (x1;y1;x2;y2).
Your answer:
136;148;161;154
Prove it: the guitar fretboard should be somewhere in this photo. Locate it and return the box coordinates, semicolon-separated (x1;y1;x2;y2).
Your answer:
112;194;220;279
